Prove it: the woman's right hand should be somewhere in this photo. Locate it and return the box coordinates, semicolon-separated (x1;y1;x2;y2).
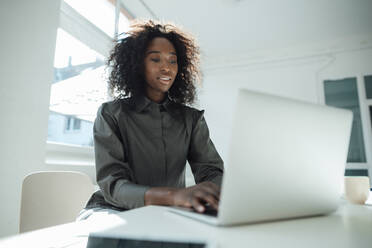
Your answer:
172;182;220;213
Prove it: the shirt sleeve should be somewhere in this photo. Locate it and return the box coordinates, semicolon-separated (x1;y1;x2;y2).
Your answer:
187;110;224;187
94;103;150;209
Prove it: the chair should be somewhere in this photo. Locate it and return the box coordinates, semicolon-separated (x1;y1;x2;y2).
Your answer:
19;171;94;233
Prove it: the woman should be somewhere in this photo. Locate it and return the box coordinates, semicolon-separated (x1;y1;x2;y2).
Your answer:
79;20;224;220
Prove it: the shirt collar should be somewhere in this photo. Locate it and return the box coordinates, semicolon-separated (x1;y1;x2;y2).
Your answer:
132;94;172;113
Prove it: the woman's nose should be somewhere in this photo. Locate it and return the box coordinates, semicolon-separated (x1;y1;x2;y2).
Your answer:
160;64;170;73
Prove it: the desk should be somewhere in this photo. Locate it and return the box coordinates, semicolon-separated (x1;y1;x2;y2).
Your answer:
1;201;372;248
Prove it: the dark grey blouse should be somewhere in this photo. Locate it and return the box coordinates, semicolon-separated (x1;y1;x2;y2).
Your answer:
85;95;224;211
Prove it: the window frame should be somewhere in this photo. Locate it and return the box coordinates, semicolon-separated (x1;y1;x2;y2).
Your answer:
320;73;372;172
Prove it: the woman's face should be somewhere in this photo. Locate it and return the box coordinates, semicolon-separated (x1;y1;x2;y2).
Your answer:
143;37;178;102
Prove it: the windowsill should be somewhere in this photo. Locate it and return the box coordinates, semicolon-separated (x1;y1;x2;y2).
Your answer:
45;141;94;167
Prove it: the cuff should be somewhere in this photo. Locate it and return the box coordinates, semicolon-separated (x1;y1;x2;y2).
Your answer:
115;181;151;209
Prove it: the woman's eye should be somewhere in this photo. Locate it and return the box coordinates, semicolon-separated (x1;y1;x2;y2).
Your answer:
170;60;177;64
150;58;160;62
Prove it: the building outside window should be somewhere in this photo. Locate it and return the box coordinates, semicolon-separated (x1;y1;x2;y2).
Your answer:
47;0;132;148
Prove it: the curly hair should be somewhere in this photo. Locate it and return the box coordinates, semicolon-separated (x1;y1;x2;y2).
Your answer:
107;20;201;105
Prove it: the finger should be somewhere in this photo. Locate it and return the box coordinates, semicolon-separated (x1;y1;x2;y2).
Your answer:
190;196;205;213
193;191;219;210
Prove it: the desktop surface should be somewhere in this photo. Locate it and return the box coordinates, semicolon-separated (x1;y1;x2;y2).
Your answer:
1;199;372;248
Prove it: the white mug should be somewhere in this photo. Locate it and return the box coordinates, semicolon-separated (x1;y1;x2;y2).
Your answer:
344;176;370;204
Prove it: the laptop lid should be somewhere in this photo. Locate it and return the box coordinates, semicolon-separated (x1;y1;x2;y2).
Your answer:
217;89;353;225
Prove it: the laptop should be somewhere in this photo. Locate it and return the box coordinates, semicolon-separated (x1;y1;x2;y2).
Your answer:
168;89;353;226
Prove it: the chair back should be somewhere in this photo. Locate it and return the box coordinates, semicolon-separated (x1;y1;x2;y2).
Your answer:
19;171;94;233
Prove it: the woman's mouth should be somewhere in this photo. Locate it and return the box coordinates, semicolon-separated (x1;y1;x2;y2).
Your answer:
158;76;172;84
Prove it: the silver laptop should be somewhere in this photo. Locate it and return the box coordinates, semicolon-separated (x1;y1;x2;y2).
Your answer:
169;89;353;226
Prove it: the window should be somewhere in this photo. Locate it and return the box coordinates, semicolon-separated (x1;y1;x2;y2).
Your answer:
47;0;132;148
363;75;372;99
364;75;372;143
324;78;366;162
323;75;372;169
65;117;81;132
64;0;117;37
48;27;107;146
64;0;131;38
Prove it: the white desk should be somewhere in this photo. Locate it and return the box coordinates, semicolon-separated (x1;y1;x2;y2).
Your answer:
1;201;372;248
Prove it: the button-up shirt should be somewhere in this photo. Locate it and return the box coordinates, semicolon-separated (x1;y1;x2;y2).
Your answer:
85;95;224;211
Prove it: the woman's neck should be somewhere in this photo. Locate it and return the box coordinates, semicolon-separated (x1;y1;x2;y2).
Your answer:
145;90;166;103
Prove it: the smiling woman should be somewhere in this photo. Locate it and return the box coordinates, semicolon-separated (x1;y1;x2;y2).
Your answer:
107;20;200;104
77;20;224;220
144;37;179;103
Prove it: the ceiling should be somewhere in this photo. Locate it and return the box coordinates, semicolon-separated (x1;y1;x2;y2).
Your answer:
121;0;372;59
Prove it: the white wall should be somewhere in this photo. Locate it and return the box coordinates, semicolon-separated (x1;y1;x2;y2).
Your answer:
0;0;61;237
200;60;321;160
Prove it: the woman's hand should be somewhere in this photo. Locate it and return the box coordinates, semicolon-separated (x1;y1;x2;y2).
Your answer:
172;182;220;213
144;182;221;212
